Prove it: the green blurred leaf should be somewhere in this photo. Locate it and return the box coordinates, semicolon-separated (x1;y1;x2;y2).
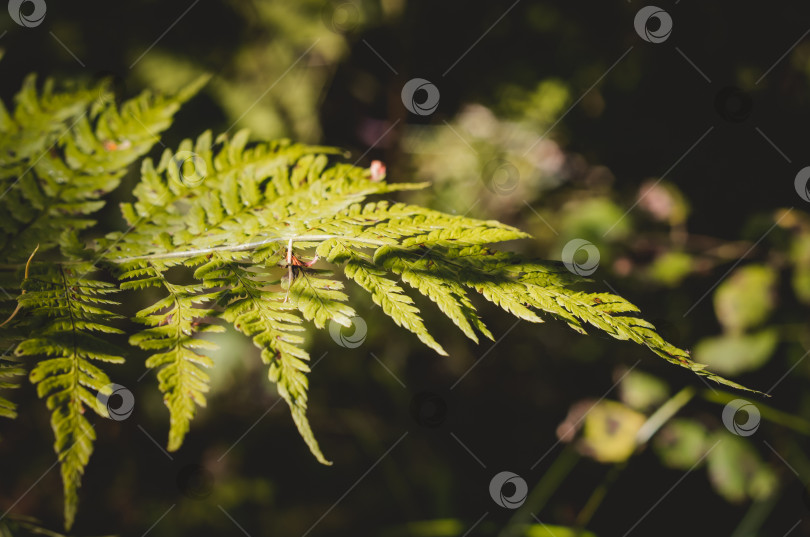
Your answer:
706;432;777;503
578;400;646;463
502;78;571;126
790;231;810;266
792;268;810;305
524;525;597;537
648;251;692;287
560;198;631;243
653;418;709;470
749;466;779;501
713;265;776;333
619;369;670;412
693;329;778;375
381;519;464;537
790;232;810;304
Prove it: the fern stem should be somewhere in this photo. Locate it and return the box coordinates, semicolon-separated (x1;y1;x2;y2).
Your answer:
57;265;81;402
106;235;388;263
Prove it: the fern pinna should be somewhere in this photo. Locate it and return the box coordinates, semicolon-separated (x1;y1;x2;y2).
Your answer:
0;74;753;530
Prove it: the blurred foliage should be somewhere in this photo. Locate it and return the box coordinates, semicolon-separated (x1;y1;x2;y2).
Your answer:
694;330;779;376
559;399;646;463
618;369;670;412
654;418;709;469
713;264;777;334
706;432;778;503
132;0;359;143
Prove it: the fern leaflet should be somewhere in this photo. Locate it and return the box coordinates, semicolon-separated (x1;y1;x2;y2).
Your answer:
15;263;124;529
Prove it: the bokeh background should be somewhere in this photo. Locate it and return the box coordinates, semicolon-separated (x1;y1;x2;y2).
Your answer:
2;1;810;535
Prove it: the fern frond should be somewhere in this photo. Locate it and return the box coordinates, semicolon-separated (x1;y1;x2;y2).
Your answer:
14;263;124;530
195;252;330;464
106;132;343;259
317;241;447;356
372;246;493;343
122;259;222;451
105;133;433;264
288;271;356;329
0;74;101;165
0;75;208;261
0;355;24;419
378;244;752;392
111;129;757;406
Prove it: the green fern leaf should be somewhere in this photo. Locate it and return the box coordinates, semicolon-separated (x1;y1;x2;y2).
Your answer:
0;356;24;419
0;75;208;261
288;271;356;329
196;253;331;464
105;129;759;465
344;254;447;356
15;263;124;530
123;259;223;451
373;245;493;343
